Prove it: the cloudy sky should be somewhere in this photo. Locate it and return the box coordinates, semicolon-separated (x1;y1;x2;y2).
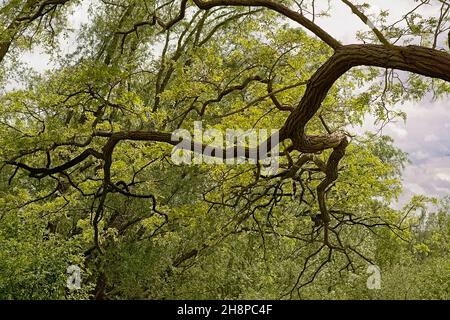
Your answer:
9;0;450;206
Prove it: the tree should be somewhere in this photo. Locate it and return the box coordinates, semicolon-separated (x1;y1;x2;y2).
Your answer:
0;0;449;299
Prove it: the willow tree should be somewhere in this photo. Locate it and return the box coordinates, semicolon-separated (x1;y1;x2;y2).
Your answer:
0;0;449;299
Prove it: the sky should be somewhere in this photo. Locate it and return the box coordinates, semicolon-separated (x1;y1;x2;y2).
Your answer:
7;0;450;207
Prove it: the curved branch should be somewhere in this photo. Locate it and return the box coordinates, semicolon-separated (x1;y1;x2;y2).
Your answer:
6;148;104;178
192;0;342;50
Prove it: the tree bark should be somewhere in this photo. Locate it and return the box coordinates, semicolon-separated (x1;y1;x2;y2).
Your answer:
282;44;450;143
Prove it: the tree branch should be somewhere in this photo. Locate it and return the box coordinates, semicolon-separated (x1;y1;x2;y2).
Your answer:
341;0;391;47
192;0;342;50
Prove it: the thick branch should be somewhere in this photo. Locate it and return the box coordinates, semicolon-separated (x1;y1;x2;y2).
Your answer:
96;130;279;161
6;148;103;178
282;44;450;142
